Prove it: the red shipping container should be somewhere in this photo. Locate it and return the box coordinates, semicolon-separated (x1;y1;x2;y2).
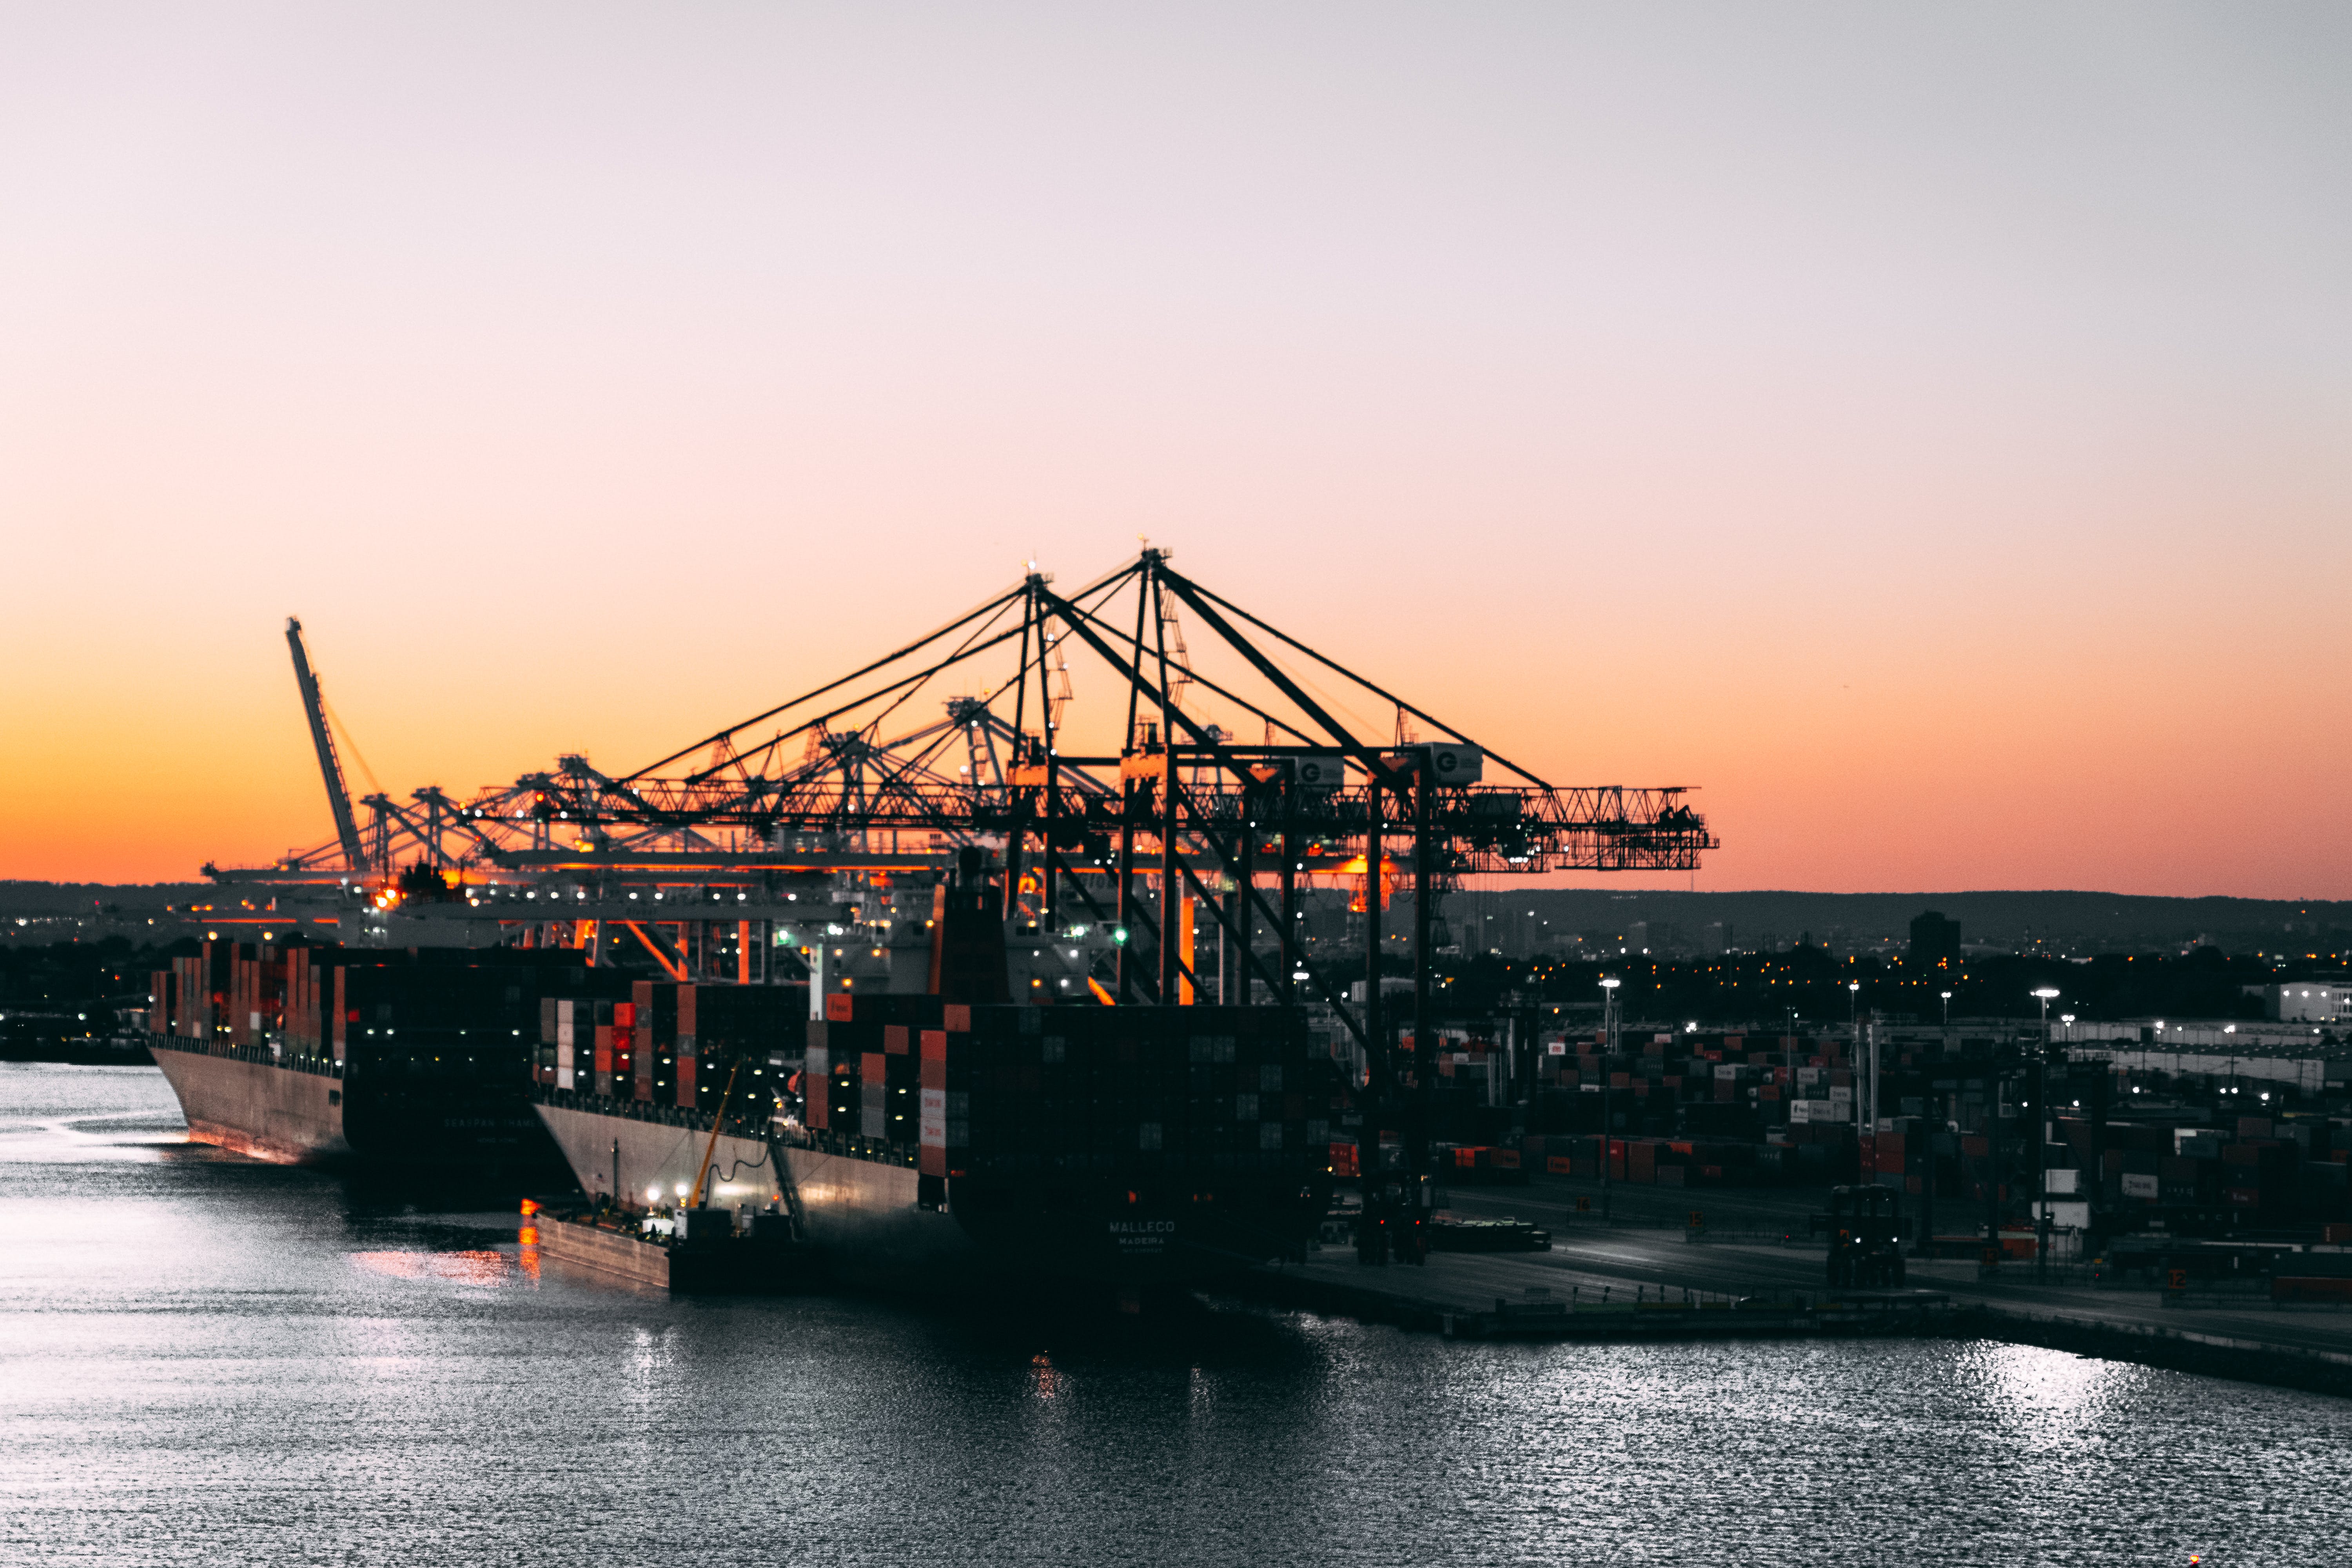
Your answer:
860;1052;885;1083
885;1024;910;1054
804;1054;830;1131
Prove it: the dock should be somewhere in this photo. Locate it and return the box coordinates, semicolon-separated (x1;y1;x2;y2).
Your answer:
1236;1249;1950;1340
1235;1198;2352;1398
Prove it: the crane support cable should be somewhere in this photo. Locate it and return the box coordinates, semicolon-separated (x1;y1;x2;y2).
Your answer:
1176;573;1554;790
622;579;1033;783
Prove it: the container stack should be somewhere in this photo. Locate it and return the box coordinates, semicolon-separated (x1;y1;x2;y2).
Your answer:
801;993;1336;1185
151;938;602;1072
535;979;806;1107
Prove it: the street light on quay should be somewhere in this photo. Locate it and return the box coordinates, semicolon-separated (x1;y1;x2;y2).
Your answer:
2030;986;2062;1281
1599;976;1622;1221
1847;980;1865;1136
1847;975;1862;1049
1940;990;1953;1028
2033;986;2062;1046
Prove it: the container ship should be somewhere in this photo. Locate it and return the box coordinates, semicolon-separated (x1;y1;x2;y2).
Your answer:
532;991;1338;1294
144;937;586;1183
528;871;1340;1294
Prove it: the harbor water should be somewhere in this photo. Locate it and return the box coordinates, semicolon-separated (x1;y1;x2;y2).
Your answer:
4;1061;2348;1567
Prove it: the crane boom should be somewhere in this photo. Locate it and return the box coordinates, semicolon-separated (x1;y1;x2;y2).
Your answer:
285;617;367;872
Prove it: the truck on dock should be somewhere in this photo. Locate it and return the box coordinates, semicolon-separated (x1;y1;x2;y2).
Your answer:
1824;1184;1906;1288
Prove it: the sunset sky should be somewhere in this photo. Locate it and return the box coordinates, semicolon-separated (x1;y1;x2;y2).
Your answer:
3;4;2345;896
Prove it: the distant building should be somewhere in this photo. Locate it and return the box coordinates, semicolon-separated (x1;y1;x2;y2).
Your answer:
1909;910;1962;965
2254;982;2345;1022
1628;920;1686;957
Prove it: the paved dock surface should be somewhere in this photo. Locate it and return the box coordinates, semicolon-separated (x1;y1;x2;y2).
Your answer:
1238;1172;2352;1387
1443;1180;2352;1359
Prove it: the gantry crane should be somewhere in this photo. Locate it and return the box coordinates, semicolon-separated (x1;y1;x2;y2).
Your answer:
229;555;1712;996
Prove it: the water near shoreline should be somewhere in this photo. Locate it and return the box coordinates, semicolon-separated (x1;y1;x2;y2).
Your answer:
3;1061;2345;1567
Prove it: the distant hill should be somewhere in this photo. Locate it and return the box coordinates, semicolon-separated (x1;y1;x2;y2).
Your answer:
0;881;218;915
1446;889;2351;956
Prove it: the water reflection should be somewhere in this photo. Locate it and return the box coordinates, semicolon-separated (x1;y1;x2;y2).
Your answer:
348;1249;516;1288
1;1064;2345;1568
1964;1340;2137;1446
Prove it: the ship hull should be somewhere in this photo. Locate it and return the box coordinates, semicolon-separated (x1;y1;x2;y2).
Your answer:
150;1041;572;1183
151;1045;352;1163
534;1103;981;1287
532;1100;1318;1296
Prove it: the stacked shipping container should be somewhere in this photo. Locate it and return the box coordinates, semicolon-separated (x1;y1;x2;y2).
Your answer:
804;993;1337;1184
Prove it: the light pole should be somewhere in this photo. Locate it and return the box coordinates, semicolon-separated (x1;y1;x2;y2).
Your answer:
1940;990;1953;1029
1848;980;1862;1134
1599;976;1621;1221
2034;987;2060;1045
2032;986;2061;1281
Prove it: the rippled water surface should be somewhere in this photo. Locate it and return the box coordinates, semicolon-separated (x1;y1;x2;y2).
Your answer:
3;1062;2346;1567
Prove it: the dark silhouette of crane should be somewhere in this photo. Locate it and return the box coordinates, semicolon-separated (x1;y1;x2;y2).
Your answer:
284;617;365;872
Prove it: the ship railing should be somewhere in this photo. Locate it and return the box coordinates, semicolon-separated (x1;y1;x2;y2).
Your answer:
530;1085;922;1170
783;1124;920;1168
151;1034;343;1080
